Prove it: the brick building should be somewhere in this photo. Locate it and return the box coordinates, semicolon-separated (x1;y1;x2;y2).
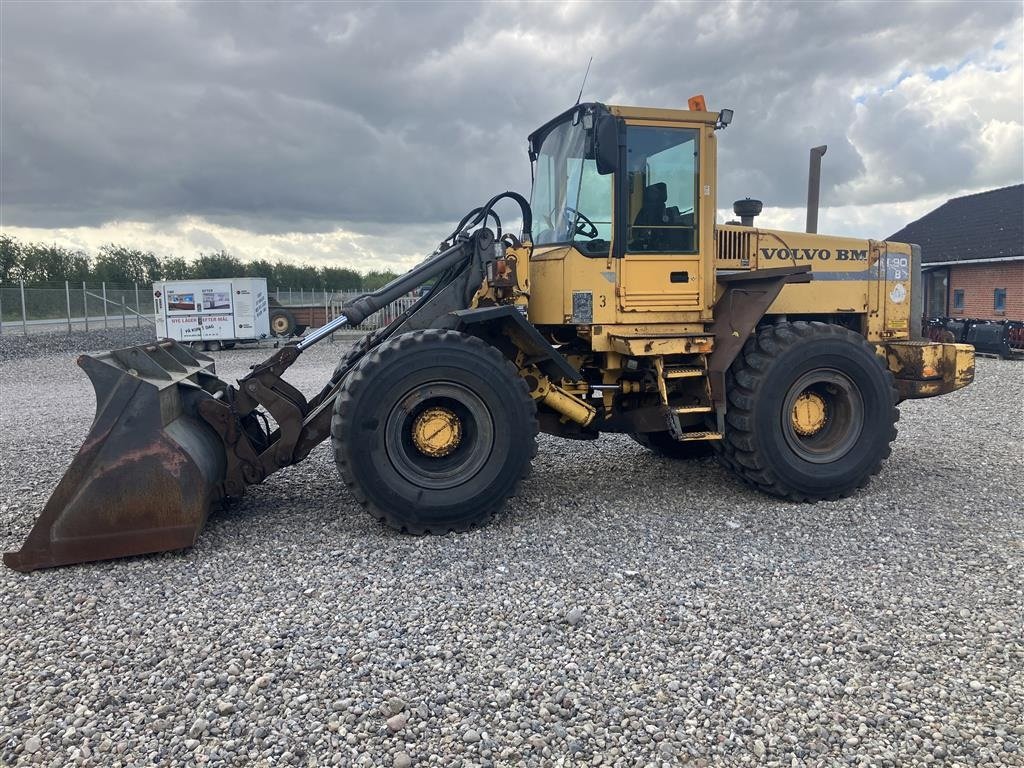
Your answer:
888;184;1023;322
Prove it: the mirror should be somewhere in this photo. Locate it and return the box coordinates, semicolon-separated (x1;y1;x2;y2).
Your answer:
594;115;619;175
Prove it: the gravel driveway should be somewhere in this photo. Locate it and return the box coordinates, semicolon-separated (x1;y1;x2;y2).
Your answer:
2;332;1022;767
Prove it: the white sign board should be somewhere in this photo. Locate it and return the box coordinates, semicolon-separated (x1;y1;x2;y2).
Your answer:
154;277;270;343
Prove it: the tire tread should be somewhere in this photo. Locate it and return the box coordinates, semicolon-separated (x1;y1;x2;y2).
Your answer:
715;321;899;502
331;329;538;534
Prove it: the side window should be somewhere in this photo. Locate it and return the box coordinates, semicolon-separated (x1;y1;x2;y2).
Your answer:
568;159;613;242
994;287;1006;313
952;289;964;312
626;126;699;253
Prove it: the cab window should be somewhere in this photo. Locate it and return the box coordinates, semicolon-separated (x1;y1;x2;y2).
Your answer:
530;117;612;256
626;126;699;253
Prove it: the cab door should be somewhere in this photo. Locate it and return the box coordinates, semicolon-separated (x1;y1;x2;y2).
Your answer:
616;123;705;314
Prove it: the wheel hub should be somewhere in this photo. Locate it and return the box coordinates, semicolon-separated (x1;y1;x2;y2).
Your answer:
271;316;289;333
411;407;462;457
791;391;828;436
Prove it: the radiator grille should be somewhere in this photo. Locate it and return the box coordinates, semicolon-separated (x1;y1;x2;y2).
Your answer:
716;227;753;264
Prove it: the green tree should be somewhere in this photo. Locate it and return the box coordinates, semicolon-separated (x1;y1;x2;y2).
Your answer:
160;256;191;280
244;259;276;282
93;244;160;284
298;264;320;290
271;260;305;289
320;266;363;291
0;234;22;282
192;250;244;279
18;242;90;283
0;236;405;295
362;270;399;291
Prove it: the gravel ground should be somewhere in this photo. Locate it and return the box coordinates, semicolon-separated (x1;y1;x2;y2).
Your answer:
1;333;1022;767
0;328;158;360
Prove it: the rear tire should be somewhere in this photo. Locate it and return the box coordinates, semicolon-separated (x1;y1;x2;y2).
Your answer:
270;308;296;337
331;329;538;533
631;431;715;459
717;321;898;501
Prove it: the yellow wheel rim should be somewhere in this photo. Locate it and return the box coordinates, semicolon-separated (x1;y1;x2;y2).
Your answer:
271;316;289;333
791;391;828;436
411;407;462;457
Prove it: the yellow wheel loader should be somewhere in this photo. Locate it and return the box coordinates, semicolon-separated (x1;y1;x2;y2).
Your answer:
4;98;975;571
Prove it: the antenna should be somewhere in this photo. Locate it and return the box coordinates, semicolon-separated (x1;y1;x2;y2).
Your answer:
574;56;593;105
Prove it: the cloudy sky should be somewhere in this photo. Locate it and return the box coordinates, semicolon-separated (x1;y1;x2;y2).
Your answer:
1;0;1021;272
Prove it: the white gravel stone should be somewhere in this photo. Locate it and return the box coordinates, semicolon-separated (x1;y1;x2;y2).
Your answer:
187;718;207;739
386;696;405;715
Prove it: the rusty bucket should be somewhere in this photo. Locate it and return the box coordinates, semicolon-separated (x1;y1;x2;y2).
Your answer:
4;341;228;572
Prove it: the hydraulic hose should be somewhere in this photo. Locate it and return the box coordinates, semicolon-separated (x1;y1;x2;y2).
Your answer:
296;193;533;352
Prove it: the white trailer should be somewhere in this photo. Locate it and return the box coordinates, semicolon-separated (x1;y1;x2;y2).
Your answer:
152;277;271;350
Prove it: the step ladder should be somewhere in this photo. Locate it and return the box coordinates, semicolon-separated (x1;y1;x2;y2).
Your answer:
654;357;724;443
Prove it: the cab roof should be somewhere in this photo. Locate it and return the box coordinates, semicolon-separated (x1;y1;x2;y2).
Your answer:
526;101;721;157
607;104;720;124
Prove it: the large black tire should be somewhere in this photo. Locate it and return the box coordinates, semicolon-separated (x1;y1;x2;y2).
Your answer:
331;329;538;533
631;431;715;460
717;321;899;501
270;308;296;337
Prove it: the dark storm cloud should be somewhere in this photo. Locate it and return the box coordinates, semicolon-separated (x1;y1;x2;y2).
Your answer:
1;0;1020;233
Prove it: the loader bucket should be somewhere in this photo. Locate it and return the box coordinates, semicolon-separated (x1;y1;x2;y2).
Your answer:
4;341;228;572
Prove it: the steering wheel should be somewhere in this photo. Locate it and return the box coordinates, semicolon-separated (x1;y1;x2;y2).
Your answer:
564;207;599;239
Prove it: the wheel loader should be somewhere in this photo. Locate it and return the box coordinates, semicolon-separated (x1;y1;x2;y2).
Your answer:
4;97;975;571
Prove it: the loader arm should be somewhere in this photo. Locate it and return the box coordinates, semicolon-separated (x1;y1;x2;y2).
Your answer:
4;193;533;571
200;222;512;494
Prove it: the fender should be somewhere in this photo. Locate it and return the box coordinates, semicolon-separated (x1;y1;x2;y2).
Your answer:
449;305;582;382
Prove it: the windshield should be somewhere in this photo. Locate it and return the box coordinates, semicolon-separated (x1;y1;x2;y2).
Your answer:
530;118;612;253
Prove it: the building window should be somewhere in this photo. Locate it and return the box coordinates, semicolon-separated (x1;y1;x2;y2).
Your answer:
953;289;964;312
994;288;1006;313
926;269;948;317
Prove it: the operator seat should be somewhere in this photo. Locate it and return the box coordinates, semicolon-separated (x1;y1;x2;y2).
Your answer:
634;182;668;227
631;182;693;252
631;182;668;251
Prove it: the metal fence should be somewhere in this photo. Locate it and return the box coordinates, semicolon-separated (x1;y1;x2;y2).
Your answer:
0;280;154;336
281;291;419;334
272;287;329;307
270;287;408;307
332;294;419;331
0;280;414;337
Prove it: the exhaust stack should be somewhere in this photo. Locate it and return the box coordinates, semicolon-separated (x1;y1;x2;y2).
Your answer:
806;145;827;233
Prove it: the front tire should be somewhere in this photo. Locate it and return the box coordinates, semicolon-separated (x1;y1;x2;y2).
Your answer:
331;329;538;533
717;321;898;501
